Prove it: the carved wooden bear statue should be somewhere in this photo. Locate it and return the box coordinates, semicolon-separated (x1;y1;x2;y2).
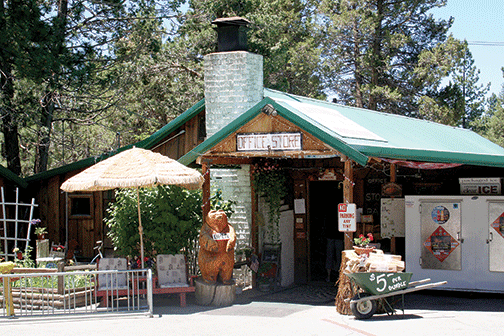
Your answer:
198;209;236;284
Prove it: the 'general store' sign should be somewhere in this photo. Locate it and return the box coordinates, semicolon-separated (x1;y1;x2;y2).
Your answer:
236;132;302;151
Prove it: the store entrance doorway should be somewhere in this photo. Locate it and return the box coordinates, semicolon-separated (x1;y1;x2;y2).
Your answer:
309;181;344;282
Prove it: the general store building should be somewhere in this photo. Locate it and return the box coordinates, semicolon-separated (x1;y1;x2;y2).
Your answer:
23;17;504;292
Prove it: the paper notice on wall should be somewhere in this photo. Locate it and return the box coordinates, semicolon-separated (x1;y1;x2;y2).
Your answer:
381;198;405;238
294;199;306;214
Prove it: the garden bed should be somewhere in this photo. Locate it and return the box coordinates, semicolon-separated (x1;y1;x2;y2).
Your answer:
1;286;95;310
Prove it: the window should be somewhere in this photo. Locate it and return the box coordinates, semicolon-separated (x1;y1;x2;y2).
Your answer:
69;194;93;218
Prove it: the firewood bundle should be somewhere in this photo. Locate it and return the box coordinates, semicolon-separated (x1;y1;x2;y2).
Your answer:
345;250;405;273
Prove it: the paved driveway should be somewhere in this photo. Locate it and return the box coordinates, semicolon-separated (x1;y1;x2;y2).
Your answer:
2;284;504;336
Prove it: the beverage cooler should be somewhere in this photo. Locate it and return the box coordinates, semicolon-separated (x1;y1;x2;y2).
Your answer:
405;195;504;292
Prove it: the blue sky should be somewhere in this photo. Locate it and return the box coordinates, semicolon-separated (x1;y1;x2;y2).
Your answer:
430;0;504;96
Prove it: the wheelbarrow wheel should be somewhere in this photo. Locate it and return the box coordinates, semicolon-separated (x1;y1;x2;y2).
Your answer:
350;293;377;319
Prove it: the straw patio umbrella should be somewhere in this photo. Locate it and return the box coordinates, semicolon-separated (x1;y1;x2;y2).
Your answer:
60;147;203;268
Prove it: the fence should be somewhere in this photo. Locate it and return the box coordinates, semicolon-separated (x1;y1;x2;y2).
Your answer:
0;268;153;318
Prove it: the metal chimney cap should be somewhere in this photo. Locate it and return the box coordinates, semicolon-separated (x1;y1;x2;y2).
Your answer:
211;17;250;52
211;17;251;27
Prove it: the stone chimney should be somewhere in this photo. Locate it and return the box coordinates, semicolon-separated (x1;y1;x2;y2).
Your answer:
204;17;264;138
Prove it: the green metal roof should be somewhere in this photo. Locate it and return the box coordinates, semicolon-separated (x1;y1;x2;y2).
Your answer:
22;85;504;184
25;99;205;183
180;88;504;168
0;165;28;188
264;89;504;167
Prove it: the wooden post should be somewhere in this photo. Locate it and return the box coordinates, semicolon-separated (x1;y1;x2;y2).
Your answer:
57;261;65;294
390;162;397;254
390;162;397;183
250;165;258;254
343;159;354;250
202;162;211;221
3;277;13;316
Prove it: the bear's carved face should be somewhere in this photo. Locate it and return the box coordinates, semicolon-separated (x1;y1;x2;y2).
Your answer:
206;209;228;232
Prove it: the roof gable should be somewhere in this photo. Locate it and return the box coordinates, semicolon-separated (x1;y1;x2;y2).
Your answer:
178;97;369;166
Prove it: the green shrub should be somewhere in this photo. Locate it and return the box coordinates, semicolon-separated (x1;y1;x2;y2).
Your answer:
105;185;202;258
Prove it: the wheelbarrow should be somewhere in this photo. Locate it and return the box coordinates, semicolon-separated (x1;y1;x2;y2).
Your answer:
344;272;447;319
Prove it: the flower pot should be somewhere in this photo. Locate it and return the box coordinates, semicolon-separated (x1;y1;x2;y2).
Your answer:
353;246;375;256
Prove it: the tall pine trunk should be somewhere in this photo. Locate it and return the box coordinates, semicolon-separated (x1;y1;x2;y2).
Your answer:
0;0;21;175
35;0;68;173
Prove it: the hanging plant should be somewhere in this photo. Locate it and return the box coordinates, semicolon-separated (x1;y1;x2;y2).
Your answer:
252;160;288;243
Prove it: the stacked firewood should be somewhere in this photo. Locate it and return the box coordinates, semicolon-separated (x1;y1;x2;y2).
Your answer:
345;250;405;273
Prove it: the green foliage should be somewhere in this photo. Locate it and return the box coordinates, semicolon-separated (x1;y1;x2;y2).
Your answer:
12;273;93;289
318;0;452;115
416;37;489;128
179;0;324;98
210;188;237;219
13;245;35;268
252;160;288;243
105;185;203;258
484;89;504;147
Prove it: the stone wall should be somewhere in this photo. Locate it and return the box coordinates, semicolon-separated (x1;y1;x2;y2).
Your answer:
204;51;263;137
210;165;252;250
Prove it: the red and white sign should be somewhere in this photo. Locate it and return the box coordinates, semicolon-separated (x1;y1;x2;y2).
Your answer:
338;203;357;232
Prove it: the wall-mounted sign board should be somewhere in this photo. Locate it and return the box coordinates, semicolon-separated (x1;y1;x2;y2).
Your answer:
459;178;501;195
236;132;302;151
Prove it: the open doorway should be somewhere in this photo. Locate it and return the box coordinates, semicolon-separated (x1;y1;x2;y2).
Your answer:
309;181;344;282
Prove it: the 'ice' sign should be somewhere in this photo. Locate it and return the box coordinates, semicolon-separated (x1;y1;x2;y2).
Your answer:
338;203;357;232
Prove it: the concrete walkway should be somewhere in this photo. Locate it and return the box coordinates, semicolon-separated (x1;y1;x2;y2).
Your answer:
2;283;504;336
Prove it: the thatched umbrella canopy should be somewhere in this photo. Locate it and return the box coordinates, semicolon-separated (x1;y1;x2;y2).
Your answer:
61;147;203;267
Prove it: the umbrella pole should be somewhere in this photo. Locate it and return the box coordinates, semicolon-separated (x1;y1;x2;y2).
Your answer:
137;187;145;269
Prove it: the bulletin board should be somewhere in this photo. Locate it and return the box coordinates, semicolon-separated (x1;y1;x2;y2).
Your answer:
380;198;405;238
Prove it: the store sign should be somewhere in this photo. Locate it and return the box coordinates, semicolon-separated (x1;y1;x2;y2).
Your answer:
459;178;501;195
338;203;357;232
236;132;302;151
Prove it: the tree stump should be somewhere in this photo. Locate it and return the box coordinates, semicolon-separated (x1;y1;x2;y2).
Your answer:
335;250;359;315
195;277;236;306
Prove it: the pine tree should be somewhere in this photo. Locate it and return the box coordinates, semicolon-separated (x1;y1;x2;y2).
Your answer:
415;37;489;129
318;0;451;115
177;0;324;98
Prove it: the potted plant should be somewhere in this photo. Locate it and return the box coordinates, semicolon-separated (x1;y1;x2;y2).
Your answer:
353;233;374;255
34;226;48;240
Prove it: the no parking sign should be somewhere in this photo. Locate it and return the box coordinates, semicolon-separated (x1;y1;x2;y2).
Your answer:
338;203;357;232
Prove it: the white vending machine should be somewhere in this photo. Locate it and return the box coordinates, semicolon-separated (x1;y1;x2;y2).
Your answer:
405;195;504;292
